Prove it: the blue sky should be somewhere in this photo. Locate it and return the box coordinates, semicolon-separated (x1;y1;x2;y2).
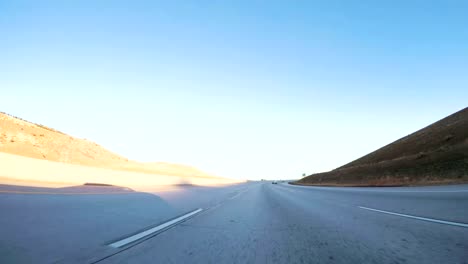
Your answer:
1;1;467;180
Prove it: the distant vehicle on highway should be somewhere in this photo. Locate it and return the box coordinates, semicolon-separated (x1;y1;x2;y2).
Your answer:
272;181;278;184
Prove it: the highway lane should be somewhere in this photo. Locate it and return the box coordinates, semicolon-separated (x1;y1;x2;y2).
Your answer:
0;183;250;263
97;182;468;264
1;182;467;263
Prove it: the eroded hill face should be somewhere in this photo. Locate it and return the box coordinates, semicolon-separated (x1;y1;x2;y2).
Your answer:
0;112;219;179
0;112;129;167
297;107;468;186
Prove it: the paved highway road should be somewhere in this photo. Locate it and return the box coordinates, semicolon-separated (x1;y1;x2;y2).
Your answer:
1;182;467;263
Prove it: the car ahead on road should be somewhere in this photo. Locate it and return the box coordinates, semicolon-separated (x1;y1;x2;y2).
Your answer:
272;181;278;184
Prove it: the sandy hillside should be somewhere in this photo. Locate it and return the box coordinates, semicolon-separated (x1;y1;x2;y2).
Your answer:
0;112;236;186
0;112;129;167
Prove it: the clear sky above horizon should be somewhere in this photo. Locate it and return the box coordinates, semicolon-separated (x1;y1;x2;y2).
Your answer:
1;1;467;180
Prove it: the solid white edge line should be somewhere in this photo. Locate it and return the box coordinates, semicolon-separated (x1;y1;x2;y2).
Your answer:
109;208;203;248
289;185;468;193
358;190;468;193
359;206;468;228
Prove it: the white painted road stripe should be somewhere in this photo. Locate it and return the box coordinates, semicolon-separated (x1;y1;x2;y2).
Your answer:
229;188;249;200
109;208;203;248
359;206;468;228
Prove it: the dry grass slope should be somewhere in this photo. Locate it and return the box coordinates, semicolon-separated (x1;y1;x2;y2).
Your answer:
0;112;220;179
296;107;468;186
0;112;129;167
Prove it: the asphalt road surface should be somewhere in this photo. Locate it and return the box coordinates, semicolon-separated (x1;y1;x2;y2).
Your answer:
1;182;467;264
